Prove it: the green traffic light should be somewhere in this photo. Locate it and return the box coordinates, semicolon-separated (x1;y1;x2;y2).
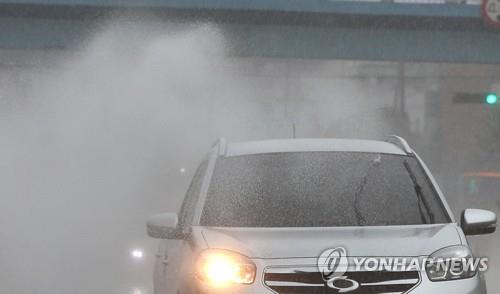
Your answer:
486;93;498;105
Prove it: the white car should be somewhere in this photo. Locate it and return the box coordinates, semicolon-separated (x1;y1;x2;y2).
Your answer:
147;137;497;294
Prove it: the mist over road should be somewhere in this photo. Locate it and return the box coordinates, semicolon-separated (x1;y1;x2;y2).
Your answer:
1;19;498;294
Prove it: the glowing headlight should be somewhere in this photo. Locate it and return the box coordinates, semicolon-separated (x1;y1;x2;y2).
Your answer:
195;249;256;286
425;245;477;282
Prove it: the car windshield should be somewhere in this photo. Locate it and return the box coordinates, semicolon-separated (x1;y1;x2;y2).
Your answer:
201;152;450;227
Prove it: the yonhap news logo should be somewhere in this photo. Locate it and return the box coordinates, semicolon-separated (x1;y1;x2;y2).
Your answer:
317;246;489;291
317;247;360;292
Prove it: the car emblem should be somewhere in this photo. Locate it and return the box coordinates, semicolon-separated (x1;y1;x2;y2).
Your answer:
326;276;360;292
318;247;360;292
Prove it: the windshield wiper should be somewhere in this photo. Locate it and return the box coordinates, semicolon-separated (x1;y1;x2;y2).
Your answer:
353;172;369;226
403;160;435;224
353;157;381;226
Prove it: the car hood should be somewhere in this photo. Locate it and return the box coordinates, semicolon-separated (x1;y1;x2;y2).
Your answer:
200;224;462;258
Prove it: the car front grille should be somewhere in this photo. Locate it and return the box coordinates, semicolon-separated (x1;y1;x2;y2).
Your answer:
263;266;420;294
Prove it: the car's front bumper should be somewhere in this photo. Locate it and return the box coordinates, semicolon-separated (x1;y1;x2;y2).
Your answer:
188;259;488;294
193;275;486;294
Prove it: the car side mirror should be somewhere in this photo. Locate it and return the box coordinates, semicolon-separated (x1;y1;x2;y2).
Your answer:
146;213;183;239
461;209;497;236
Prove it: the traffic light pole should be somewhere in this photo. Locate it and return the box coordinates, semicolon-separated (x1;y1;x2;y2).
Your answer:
394;62;406;114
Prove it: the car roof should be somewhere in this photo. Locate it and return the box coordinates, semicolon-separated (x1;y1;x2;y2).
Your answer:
223;138;407;157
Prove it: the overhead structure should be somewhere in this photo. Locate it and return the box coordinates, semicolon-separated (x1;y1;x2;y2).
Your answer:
0;0;499;63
